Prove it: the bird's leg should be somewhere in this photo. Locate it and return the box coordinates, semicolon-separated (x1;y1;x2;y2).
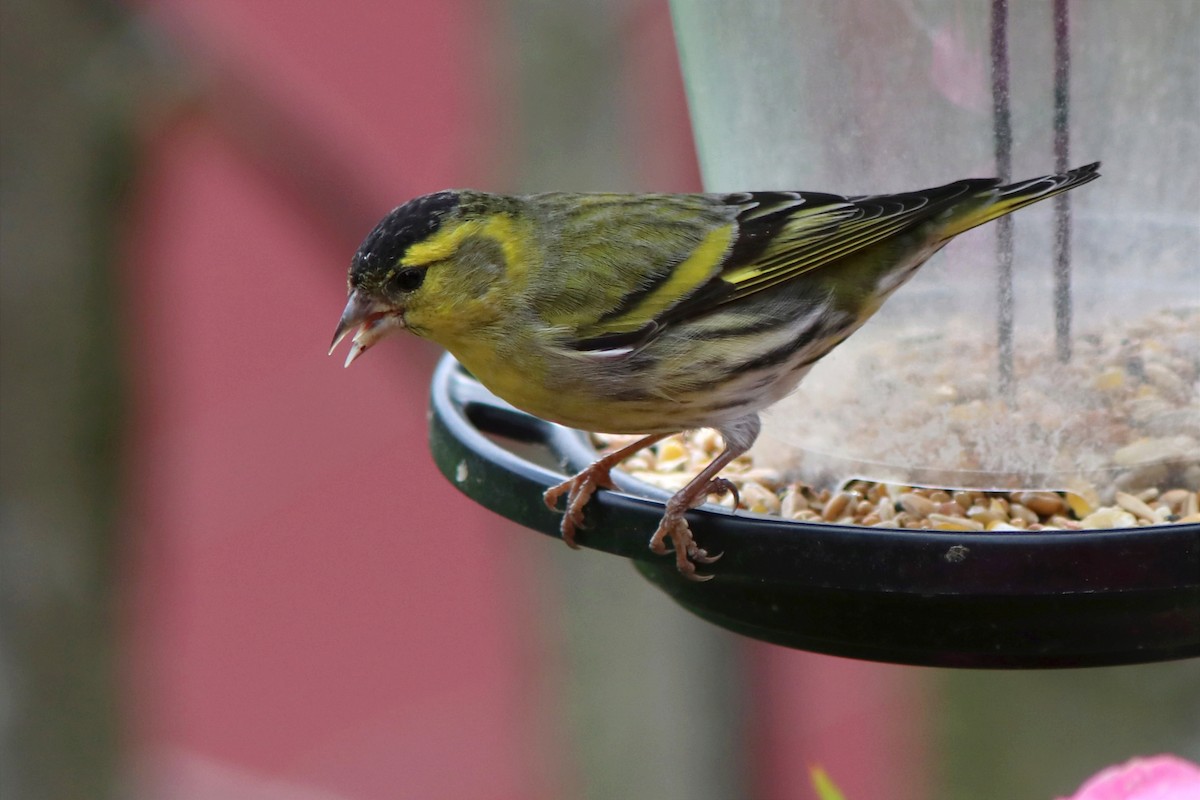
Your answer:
649;415;761;581
544;433;669;548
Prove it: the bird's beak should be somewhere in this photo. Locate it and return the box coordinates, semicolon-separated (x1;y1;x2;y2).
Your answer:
329;290;405;367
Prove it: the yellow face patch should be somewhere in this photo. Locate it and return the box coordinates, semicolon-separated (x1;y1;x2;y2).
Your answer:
401;213;530;281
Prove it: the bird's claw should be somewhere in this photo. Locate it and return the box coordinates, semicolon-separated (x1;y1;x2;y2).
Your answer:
649;512;721;581
703;477;740;510
544;465;617;549
641;475;733;580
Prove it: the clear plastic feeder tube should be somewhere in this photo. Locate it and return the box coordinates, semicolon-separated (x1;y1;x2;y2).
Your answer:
671;0;1199;495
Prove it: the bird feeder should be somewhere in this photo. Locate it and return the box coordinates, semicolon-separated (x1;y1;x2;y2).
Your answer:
428;0;1199;666
673;1;1198;496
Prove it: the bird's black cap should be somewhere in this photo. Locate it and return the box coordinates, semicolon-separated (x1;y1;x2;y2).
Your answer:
350;190;461;285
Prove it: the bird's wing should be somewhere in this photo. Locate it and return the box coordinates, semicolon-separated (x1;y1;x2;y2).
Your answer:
712;181;995;301
563;181;995;355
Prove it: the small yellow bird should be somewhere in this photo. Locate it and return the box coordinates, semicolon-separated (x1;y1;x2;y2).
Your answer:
331;163;1099;579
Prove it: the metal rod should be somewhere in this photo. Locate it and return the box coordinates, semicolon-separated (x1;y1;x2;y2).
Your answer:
1053;0;1073;362
991;0;1015;399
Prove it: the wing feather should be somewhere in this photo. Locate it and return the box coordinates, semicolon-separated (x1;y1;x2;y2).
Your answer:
717;182;982;300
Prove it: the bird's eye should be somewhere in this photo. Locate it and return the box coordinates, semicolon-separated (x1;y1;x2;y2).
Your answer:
389;268;425;293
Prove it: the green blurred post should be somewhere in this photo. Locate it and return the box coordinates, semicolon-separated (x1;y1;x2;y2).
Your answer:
0;3;172;797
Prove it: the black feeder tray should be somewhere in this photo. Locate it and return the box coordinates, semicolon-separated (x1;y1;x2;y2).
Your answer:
430;355;1200;669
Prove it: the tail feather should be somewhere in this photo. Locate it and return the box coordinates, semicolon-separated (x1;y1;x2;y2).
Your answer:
940;161;1100;239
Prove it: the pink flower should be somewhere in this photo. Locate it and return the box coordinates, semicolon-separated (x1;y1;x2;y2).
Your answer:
1058;755;1200;800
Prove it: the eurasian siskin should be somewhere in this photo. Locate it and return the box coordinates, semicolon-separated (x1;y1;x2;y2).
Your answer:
331;163;1100;579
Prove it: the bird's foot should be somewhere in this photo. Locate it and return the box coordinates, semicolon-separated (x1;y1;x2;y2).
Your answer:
648;510;722;581
544;462;617;549
648;478;735;581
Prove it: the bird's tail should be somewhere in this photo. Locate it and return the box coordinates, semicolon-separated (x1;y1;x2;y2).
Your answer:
940;161;1101;239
